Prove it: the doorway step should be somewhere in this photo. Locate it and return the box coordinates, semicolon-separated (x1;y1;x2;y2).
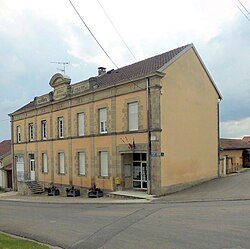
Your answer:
25;181;44;194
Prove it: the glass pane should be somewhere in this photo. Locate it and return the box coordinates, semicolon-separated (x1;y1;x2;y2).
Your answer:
142;163;147;181
142;181;147;189
133;153;140;161
133;165;141;180
142;153;147;161
133;181;141;188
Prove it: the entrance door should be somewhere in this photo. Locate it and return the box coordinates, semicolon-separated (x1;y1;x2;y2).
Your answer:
7;171;12;188
132;153;147;189
29;154;35;181
16;155;24;181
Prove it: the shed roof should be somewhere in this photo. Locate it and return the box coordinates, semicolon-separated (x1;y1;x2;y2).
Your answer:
220;138;250;150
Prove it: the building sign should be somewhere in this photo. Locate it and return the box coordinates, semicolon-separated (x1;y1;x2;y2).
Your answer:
49;73;71;101
71;81;90;95
36;93;51;106
53;85;68;100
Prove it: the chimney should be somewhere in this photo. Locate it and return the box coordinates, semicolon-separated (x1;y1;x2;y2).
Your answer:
98;67;106;76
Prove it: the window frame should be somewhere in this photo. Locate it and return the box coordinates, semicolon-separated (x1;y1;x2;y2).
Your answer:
17;125;21;143
99;108;107;134
128;102;139;131
42;153;48;173
78;152;86;176
77;112;85;136
58;152;65;175
29;123;34;141
41;120;47;140
100;151;108;177
58;117;64;139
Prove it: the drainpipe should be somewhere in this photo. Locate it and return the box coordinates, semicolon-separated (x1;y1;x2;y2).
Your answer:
10;115;16;191
146;77;151;195
217;99;221;178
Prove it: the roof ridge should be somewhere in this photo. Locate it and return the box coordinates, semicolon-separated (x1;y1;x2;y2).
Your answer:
100;44;192;75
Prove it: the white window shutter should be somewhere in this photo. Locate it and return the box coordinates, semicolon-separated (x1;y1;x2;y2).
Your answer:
78;152;86;175
78;113;85;136
42;153;48;173
128;102;138;131
59;153;65;174
100;151;108;176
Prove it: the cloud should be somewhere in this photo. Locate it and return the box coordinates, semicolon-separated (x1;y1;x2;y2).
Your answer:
221;117;250;138
0;0;249;141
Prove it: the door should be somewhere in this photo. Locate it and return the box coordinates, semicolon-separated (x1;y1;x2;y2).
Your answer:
132;153;147;189
7;171;12;188
29;154;35;181
16;155;24;181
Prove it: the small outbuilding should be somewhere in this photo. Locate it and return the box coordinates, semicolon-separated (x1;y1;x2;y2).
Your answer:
0;140;12;189
220;138;250;175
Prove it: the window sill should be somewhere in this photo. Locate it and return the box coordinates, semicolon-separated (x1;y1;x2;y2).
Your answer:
98;176;109;179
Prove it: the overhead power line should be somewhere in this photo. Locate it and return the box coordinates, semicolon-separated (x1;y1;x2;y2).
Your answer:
68;0;119;69
237;0;250;16
0;118;9;122
68;0;144;90
96;0;137;62
234;0;250;22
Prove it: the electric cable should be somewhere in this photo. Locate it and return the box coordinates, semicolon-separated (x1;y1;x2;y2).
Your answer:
68;0;145;90
96;0;137;62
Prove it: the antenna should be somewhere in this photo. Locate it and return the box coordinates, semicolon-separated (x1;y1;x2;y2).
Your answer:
50;61;70;74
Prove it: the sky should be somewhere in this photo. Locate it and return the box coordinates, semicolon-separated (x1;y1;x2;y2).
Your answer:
0;0;250;141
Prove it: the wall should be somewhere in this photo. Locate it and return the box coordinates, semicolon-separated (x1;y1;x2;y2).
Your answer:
220;150;243;174
11;77;149;192
160;48;219;193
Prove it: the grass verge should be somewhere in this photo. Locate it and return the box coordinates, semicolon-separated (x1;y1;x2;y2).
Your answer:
0;232;50;249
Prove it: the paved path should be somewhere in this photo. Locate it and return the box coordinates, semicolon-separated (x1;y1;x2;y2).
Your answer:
1;170;250;249
155;169;250;203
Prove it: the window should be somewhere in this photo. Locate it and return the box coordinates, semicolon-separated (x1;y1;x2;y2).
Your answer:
128;102;138;131
100;151;108;177
99;108;107;133
58;117;64;138
58;152;65;174
41;120;47;140
17;126;21;143
42;153;48;173
77;113;85;136
78;152;86;175
29;123;34;141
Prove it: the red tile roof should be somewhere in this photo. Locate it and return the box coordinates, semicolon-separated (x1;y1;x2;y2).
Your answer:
220;138;250;150
0;140;11;157
242;136;250;143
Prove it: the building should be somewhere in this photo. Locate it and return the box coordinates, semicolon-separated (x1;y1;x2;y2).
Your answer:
220;138;250;175
9;44;222;195
0;140;12;189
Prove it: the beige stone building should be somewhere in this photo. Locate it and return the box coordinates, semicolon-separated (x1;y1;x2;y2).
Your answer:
9;44;222;195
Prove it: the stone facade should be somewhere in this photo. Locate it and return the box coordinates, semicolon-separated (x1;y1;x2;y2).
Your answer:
10;44;222;195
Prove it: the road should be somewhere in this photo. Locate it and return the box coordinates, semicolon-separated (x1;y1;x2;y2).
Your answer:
1;170;250;249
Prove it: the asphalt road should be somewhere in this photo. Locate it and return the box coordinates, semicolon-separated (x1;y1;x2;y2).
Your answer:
1;170;250;249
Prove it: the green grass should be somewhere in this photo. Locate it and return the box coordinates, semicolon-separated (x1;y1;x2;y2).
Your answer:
0;233;50;249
